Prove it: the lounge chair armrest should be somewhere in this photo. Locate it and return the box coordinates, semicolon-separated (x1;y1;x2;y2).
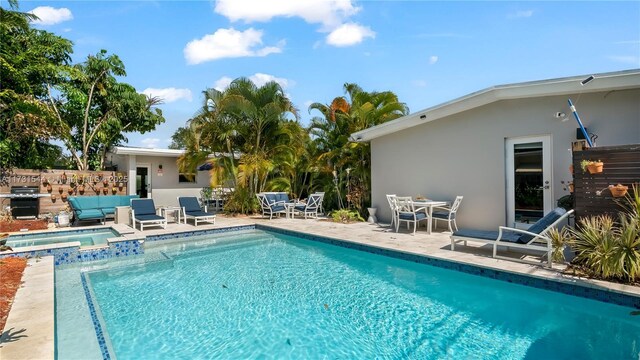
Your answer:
497;226;550;243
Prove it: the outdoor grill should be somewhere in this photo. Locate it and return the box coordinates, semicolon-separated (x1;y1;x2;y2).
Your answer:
10;186;40;219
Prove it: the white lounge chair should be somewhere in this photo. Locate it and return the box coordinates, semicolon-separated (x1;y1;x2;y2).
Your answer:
179;196;216;226
386;194;398;229
130;198;167;231
450;208;574;268
432;196;463;233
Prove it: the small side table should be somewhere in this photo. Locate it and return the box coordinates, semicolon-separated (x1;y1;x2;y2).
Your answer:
115;206;131;225
160;206;183;224
284;203;296;219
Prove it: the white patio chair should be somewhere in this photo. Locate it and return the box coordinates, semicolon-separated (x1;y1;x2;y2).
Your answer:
386;194;398;229
395;196;429;235
313;192;326;214
293;193;323;219
432;196;463;232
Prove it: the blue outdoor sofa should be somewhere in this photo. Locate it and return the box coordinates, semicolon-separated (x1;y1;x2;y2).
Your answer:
68;195;140;225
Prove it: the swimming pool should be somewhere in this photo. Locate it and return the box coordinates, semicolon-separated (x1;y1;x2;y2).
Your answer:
56;229;640;359
7;228;118;248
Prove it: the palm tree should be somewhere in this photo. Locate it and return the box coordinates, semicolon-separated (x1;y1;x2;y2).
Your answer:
309;83;409;214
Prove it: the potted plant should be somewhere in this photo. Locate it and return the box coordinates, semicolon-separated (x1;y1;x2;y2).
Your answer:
102;187;108;195
61;193;68;201
60;171;67;184
58;186;64;194
57;210;70;227
67;188;74;195
102;178;109;186
568;182;574;193
118;182;124;190
609;184;628;197
111;187;117;195
51;194;57;202
580;160;604;174
46;183;53;193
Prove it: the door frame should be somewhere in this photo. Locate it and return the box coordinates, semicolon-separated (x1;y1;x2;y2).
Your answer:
136;163;152;198
505;135;553;228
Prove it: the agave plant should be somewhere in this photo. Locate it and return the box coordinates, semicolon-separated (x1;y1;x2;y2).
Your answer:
570;215;619;279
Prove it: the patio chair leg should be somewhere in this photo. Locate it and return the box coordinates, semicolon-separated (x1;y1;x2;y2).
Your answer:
448;221;452;233
413;222;417;234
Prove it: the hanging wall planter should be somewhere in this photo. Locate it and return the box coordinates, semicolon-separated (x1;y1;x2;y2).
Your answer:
102;187;108;195
51;194;57;203
111;187;118;195
78;185;85;195
580;160;604;174
46;184;52;193
61;172;67;184
61;193;68;201
58;187;64;194
609;184;629;198
67;188;74;195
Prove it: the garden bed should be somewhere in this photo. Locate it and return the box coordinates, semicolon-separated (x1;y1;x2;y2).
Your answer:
0;257;27;332
0;219;49;232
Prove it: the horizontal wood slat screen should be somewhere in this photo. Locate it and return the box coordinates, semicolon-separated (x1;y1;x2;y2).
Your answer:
573;144;640;220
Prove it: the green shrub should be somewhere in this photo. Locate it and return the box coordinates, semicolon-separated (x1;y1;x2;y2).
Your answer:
223;188;259;215
331;209;364;223
548;227;572;263
570;213;640;282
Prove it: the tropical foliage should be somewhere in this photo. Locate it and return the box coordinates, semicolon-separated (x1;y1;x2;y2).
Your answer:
177;80;408;216
0;1;165;171
0;0;72;170
566;184;640;282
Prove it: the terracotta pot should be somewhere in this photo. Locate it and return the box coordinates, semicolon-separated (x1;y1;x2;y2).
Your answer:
118;182;124;189
587;162;604;174
67;188;74;195
78;185;85;195
102;187;108;195
51;194;57;202
46;184;52;193
569;164;574;174
103;179;109;186
568;183;574;193
111;188;117;195
61;193;68;201
609;184;628;198
61;172;67;184
58;187;64;194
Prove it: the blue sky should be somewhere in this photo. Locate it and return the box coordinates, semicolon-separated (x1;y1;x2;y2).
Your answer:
23;0;640;149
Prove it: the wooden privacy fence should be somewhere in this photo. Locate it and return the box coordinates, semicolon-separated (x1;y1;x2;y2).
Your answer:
573;144;640;220
1;169;129;216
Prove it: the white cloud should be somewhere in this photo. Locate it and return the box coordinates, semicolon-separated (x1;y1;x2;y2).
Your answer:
214;73;292;91
214;0;359;30
184;28;284;64
141;88;192;103
214;76;234;91
29;6;73;25
326;23;375;47
508;10;534;19
140;138;161;148
412;80;427;87
249;73;292;88
428;55;438;65
606;55;640;65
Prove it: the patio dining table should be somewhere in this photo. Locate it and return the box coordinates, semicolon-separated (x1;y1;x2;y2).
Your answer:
410;199;449;234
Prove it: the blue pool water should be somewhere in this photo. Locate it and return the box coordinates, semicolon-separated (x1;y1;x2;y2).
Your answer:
75;229;640;359
7;228;118;248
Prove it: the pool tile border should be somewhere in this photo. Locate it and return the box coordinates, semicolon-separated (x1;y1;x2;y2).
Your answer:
256;224;640;309
80;272;113;360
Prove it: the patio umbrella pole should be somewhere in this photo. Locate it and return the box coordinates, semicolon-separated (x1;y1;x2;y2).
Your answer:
568;99;593;147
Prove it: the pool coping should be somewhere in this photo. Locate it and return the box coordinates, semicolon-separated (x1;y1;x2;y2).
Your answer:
0;256;55;360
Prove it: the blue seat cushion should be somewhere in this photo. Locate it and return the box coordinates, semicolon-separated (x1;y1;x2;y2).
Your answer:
275;193;289;203
131;199;157;215
186;210;215;217
270;205;285;212
75;196;100;210
294;204;307;211
98;196;119;210
399;212;428;220
179;197;202;212
265;193;278;204
76;209;104;220
135;214;165;221
431;211;451;220
101;207;116;215
520;207;567;242
452;229;521;243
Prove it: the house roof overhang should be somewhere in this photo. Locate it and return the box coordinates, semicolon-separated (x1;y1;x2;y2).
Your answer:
350;69;640;142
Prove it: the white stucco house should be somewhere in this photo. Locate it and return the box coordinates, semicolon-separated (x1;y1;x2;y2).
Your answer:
351;69;640;230
106;147;211;207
